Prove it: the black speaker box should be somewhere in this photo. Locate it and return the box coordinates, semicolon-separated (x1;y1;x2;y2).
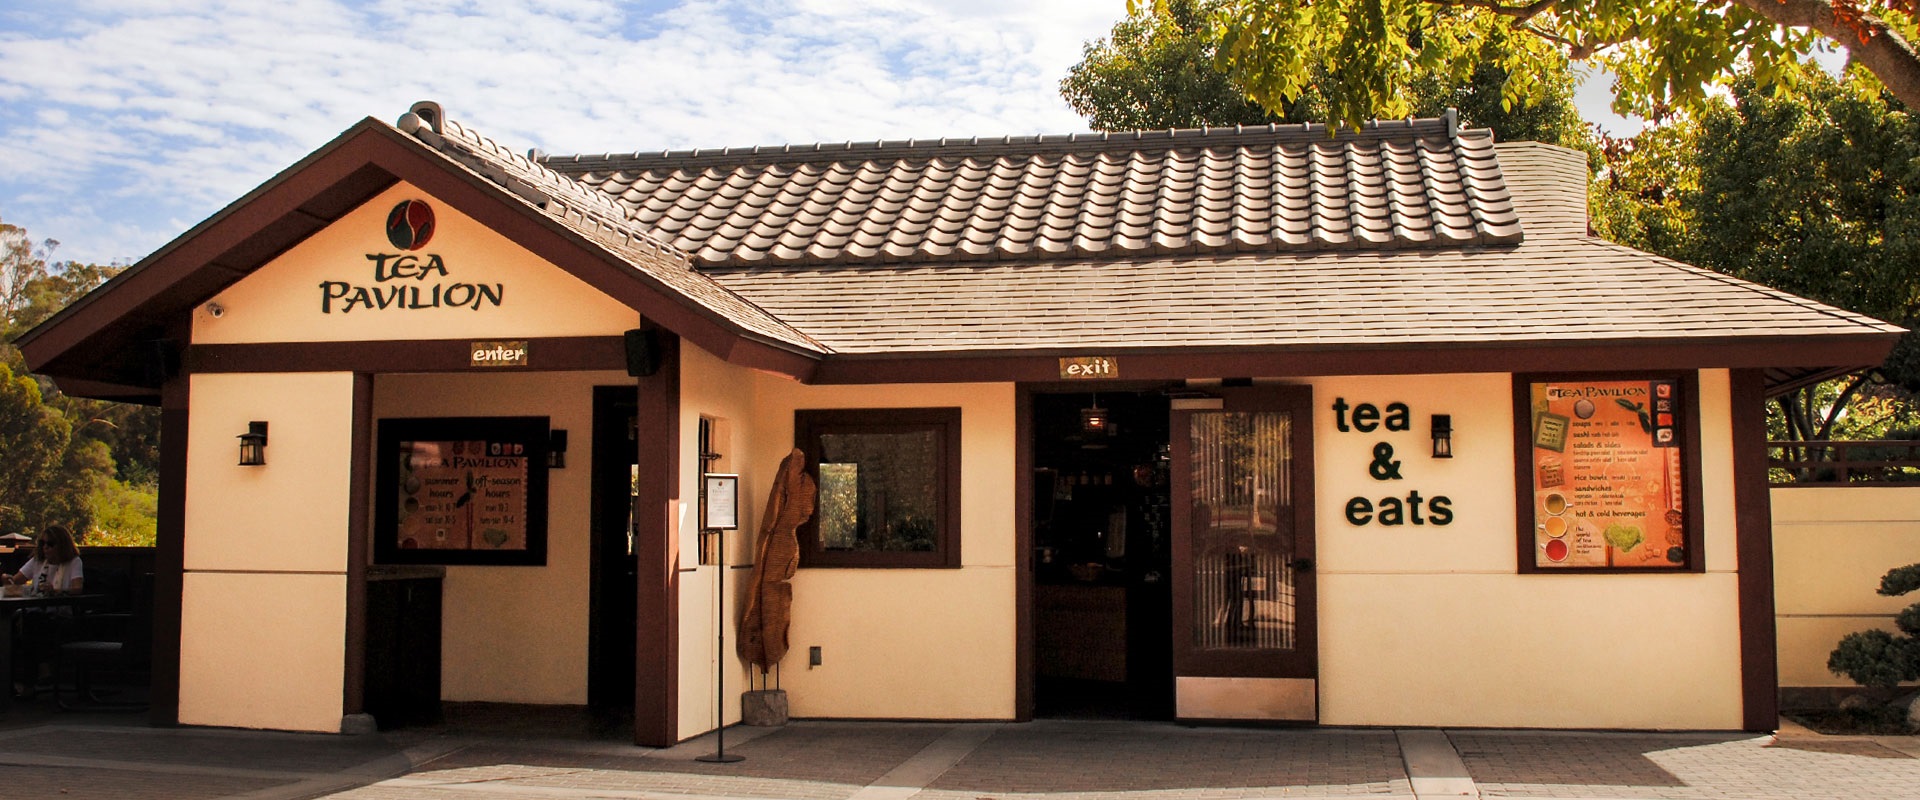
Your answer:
624;329;660;377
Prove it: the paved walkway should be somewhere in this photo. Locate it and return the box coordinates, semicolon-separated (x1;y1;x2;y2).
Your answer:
4;712;1920;800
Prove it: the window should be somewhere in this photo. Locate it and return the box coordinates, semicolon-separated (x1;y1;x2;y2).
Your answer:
795;408;961;568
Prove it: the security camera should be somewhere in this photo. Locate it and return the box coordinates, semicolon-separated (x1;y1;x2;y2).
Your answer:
206;302;224;318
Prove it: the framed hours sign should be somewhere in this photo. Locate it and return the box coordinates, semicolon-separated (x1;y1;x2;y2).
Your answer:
375;416;551;566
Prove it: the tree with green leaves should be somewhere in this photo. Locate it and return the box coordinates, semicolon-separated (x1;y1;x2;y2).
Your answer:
1591;69;1920;446
2;216;160;542
1189;0;1920;131
1065;0;1588;147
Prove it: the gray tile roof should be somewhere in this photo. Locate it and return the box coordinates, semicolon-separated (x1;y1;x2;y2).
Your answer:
406;106;1899;361
544;113;1523;267
396;103;826;353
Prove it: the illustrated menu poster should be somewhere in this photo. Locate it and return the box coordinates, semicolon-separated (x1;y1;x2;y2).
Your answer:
396;439;528;551
375;416;549;566
1529;379;1687;569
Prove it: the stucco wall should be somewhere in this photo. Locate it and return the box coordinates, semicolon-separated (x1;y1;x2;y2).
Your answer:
742;372;1019;721
675;344;758;739
1308;370;1745;729
374;370;631;705
180;372;356;731
1774;486;1920;690
193;181;638;344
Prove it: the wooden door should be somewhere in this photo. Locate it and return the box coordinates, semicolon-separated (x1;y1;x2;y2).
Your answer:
1169;387;1317;721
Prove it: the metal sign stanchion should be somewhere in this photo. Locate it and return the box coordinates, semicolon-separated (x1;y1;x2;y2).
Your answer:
697;473;743;764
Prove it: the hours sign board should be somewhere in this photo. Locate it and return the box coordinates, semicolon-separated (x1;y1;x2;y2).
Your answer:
374;416;551;566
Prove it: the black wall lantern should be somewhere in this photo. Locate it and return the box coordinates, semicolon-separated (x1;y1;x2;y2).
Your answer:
548;429;569;469
238;421;268;466
1431;414;1453;459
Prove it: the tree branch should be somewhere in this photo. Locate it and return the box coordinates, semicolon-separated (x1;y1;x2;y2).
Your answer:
1817;372;1875;439
1727;0;1920;109
1434;0;1560;23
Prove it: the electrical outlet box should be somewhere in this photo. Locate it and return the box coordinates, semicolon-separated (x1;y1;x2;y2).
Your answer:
809;646;822;667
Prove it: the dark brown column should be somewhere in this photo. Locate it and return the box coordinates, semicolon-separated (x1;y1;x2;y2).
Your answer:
1014;387;1034;722
634;331;682;746
151;342;190;727
1731;369;1780;731
343;373;373;717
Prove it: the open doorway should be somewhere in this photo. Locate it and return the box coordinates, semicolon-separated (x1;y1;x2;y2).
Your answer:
588;385;638;732
1031;390;1173;719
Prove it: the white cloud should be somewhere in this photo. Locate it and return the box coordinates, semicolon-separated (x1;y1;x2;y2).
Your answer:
0;1;1125;263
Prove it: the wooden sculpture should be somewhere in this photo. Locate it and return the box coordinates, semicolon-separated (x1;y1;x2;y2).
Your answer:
738;448;816;673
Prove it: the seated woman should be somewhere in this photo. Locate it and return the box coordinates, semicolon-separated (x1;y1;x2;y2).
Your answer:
5;526;84;696
4;525;85;595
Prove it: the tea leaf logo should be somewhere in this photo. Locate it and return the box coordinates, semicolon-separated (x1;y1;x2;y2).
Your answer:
385;199;436;251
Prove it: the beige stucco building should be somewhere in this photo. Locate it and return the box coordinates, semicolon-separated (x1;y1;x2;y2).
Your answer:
19;102;1902;744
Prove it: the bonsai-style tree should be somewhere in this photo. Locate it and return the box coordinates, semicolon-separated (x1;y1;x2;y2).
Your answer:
1829;564;1920;694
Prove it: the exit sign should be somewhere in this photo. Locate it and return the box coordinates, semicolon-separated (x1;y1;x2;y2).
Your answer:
1059;356;1118;379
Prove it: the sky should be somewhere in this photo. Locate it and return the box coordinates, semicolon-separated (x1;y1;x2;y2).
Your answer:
0;0;1638;267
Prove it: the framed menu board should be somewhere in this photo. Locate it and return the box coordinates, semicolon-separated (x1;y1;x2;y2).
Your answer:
1514;374;1702;573
375;416;550;566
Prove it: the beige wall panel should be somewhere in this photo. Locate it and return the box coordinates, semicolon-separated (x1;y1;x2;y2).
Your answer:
1318;572;1744;729
784;567;1017;719
178;572;346;732
1774;484;1920;523
194;181;638;344
736;374;1017;719
1310;372;1743;729
185;373;355;573
374;370;629;704
676;345;758;738
1772;486;1920;689
1778;616;1902;688
1312;374;1517;574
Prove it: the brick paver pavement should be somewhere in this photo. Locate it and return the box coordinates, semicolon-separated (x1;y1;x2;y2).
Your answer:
1451;730;1920;800
8;711;1920;800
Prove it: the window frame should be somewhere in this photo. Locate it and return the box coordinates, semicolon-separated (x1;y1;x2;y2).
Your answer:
794;407;963;569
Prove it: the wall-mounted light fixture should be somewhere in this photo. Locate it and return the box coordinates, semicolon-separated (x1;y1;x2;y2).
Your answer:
1431;414;1453;459
238;421;268;466
1080;394;1110;435
548;429;568;469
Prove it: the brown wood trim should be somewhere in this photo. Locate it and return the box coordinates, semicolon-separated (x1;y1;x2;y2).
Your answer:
343;373;373;717
806;337;1898;386
1512;371;1706;575
150;370;189;726
792;407;964;569
188;336;629;374
634;332;681;746
1014;387;1034;722
722;336;821;383
1731;368;1781;731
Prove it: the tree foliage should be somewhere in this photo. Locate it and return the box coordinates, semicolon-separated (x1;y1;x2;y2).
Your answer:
1;216;160;542
1065;0;1588;147
1593;69;1920;444
1831;563;1920;691
1191;0;1920;132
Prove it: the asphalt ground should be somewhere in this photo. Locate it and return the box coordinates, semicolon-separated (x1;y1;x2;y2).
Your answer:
4;704;1919;800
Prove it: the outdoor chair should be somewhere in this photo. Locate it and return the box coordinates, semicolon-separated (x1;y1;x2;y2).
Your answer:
55;571;152;711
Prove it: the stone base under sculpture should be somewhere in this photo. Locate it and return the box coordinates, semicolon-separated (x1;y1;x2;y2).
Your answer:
741;689;789;727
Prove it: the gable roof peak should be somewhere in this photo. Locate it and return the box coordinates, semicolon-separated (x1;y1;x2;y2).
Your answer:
395;100;692;268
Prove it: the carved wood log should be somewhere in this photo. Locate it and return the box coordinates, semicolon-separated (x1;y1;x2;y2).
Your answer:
738;448;815;673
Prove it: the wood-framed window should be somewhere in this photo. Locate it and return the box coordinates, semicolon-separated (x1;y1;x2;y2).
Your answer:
1513;372;1704;574
795;407;962;568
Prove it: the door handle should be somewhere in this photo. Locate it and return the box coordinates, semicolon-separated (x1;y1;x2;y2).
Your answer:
1289;558;1315;572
